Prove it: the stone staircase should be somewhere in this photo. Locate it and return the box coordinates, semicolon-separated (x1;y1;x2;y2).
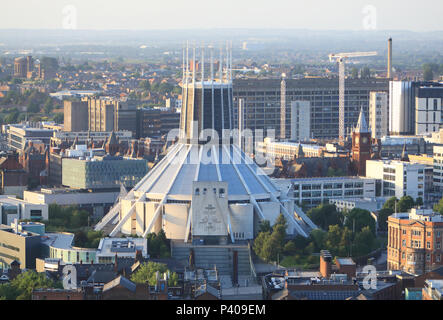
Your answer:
171;243;253;277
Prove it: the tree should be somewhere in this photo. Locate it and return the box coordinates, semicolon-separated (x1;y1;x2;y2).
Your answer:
258;220;271;233
352;226;376;257
53;113;63;124
43;98;53;114
344;208;376;235
4;110;19;124
274;213;287;230
383;196;398;211
27;101;40;113
2;270;62;300
397;196;415;212
377;208;393;231
415;197;423;207
139;80;151;91
146;230;170;258
253;215;287;263
283;241;297;255
131;262;178;287
307;204;343;230
434;197;443;215
423;64;434;81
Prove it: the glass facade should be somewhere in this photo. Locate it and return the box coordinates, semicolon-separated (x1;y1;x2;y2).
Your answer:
233;78;389;140
62;157;148;189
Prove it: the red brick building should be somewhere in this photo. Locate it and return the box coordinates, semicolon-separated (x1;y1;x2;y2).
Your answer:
387;208;443;275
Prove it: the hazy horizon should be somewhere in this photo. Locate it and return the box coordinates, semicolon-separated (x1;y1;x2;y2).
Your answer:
1;0;442;32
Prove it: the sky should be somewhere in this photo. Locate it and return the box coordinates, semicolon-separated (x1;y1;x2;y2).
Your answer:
1;0;442;31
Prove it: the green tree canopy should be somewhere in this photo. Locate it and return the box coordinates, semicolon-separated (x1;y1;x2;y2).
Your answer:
146;230;170;258
397;196;415;212
131;262;178;287
0;270;62;300
383;196;398;211
377;208;394;231
434;197;443;215
344;208;376;235
307;204;343;230
352;226;376;257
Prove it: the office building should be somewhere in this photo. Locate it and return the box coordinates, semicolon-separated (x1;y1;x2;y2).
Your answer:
13;57;27;78
290;101;311;141
366;160;426;201
4;124;54;152
369;91;388;139
137;108;181;139
379;136;431;158
233;78;389;140
389;81;416;135
0;196;48;225
433;145;443;191
0;223;42;269
387;208;443;275
63;101;88;132
62;156;148;190
88;98;117;132
287;176;377;209
24;188;120;221
0;153;28;198
329;197;386;213
257;138;324;161
415;85;443;135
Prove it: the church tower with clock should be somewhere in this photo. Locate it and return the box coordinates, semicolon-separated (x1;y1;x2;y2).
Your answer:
352;108;371;176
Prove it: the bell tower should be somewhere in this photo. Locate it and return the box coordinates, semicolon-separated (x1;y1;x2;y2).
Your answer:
352;108;371;176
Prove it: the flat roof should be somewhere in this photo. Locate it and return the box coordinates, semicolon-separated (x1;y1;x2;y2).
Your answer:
41;233;74;250
336;258;355;266
0;195;43;206
291;176;373;183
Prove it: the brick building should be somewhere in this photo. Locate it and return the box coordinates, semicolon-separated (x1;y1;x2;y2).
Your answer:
387;208;443;275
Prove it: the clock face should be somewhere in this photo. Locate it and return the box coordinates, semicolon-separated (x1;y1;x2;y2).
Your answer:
362;137;368;144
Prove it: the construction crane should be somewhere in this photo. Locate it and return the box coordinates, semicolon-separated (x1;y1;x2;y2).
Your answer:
328;51;377;141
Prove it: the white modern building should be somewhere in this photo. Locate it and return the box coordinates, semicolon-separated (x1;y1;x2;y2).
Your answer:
369;91;388;139
280;176;377;209
415;86;443;135
389;81;415;135
42;233;148;265
257;137;323;161
366;160;426;201
433;145;443;191
290;101;311;141
329;197;386;213
0;196;48;226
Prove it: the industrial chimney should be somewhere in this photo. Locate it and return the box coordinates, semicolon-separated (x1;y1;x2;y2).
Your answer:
387;38;392;79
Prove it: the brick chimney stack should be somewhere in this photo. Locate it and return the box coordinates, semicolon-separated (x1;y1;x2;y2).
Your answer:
320;250;332;279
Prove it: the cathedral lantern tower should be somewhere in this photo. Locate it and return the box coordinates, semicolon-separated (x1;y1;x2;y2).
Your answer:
352;108;371;176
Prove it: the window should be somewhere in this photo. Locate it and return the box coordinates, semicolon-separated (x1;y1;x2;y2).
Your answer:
427;242;431;249
402;240;406;247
